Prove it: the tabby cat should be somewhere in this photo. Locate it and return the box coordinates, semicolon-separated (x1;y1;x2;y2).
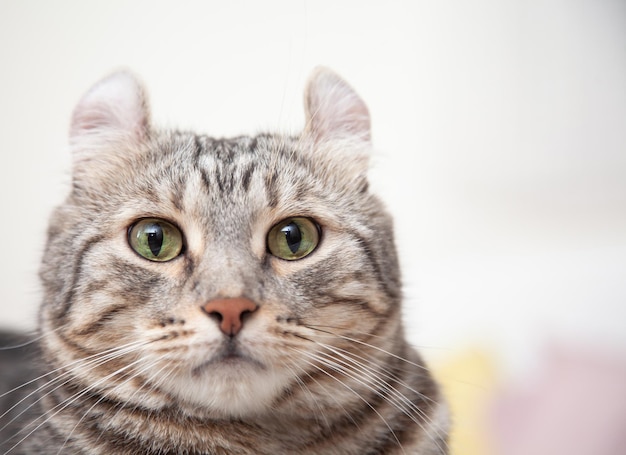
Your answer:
0;68;448;454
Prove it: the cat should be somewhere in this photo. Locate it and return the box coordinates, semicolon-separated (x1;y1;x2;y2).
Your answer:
0;67;448;454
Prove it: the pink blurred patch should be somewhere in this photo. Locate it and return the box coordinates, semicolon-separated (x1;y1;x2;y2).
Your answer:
490;346;626;455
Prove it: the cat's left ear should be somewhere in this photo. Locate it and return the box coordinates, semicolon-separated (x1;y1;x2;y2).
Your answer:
304;67;371;144
303;68;371;178
69;71;150;182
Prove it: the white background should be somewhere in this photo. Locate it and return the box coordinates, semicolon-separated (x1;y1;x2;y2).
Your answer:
1;0;625;375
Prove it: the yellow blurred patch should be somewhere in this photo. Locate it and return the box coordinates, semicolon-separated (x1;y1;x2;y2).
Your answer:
432;349;497;455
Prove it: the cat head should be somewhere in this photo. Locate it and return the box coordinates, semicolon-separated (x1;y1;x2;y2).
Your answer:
39;68;403;418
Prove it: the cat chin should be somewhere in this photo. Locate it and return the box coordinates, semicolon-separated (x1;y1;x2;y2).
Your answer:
160;364;291;418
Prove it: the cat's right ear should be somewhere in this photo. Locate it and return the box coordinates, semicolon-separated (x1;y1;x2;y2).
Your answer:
69;72;150;179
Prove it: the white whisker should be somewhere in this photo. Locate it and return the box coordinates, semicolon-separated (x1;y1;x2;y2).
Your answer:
302;327;448;449
278;359;335;430
0;338;151;401
0;339;152;432
3;354;148;455
57;358;168;455
290;347;407;455
309;344;448;453
313;339;442;409
91;356;179;448
305;325;430;372
0;332;46;351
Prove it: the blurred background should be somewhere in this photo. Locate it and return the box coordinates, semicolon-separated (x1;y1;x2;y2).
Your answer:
1;1;625;453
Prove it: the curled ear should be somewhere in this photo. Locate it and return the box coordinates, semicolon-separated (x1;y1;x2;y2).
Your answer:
302;67;371;183
304;67;371;143
69;71;150;185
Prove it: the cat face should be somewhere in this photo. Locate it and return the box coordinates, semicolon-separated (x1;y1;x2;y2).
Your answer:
38;69;402;419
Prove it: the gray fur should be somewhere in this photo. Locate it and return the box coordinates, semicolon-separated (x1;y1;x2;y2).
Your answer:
0;68;448;454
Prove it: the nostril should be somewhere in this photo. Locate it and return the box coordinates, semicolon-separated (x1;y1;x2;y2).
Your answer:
240;309;255;324
206;310;223;321
206;310;223;324
202;297;259;336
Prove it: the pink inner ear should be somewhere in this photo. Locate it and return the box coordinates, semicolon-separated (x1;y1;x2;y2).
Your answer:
73;106;120;132
70;71;149;142
305;68;371;143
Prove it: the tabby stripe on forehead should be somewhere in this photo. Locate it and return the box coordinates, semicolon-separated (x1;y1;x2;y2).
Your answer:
247;136;258;154
193;134;206;157
217;165;236;193
169;173;186;212
58;235;105;320
200;165;212;194
194;135;213;195
265;170;280;208
240;164;255;192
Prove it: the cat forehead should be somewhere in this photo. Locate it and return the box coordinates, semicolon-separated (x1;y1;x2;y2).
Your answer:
134;132;328;215
193;134;302;170
152;132;303;173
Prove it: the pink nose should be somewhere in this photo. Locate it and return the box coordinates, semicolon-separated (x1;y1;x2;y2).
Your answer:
202;297;259;336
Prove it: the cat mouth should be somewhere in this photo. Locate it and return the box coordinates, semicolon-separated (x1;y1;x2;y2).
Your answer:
191;341;265;375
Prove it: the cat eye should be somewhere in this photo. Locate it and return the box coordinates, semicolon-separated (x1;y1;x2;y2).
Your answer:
267;217;320;261
128;218;184;262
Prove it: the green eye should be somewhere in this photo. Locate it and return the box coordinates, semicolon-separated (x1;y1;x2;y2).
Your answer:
267;217;320;261
128;218;183;262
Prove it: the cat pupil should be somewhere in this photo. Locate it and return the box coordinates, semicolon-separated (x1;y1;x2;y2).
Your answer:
281;222;302;254
146;224;164;257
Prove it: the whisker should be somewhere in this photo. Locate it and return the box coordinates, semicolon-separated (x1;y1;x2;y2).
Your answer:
1;337;163;452
304;324;430;372
289;347;406;455
302;347;423;429
302;327;448;449
315;344;429;416
314;339;441;407
92;355;180;448
311;344;448;451
292;346;448;455
0;331;46;351
0;338;152;401
280;363;331;429
4;355;148;454
57;359;169;455
0;339;152;429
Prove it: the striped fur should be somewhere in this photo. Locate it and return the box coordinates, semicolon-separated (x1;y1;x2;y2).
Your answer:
0;69;448;454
